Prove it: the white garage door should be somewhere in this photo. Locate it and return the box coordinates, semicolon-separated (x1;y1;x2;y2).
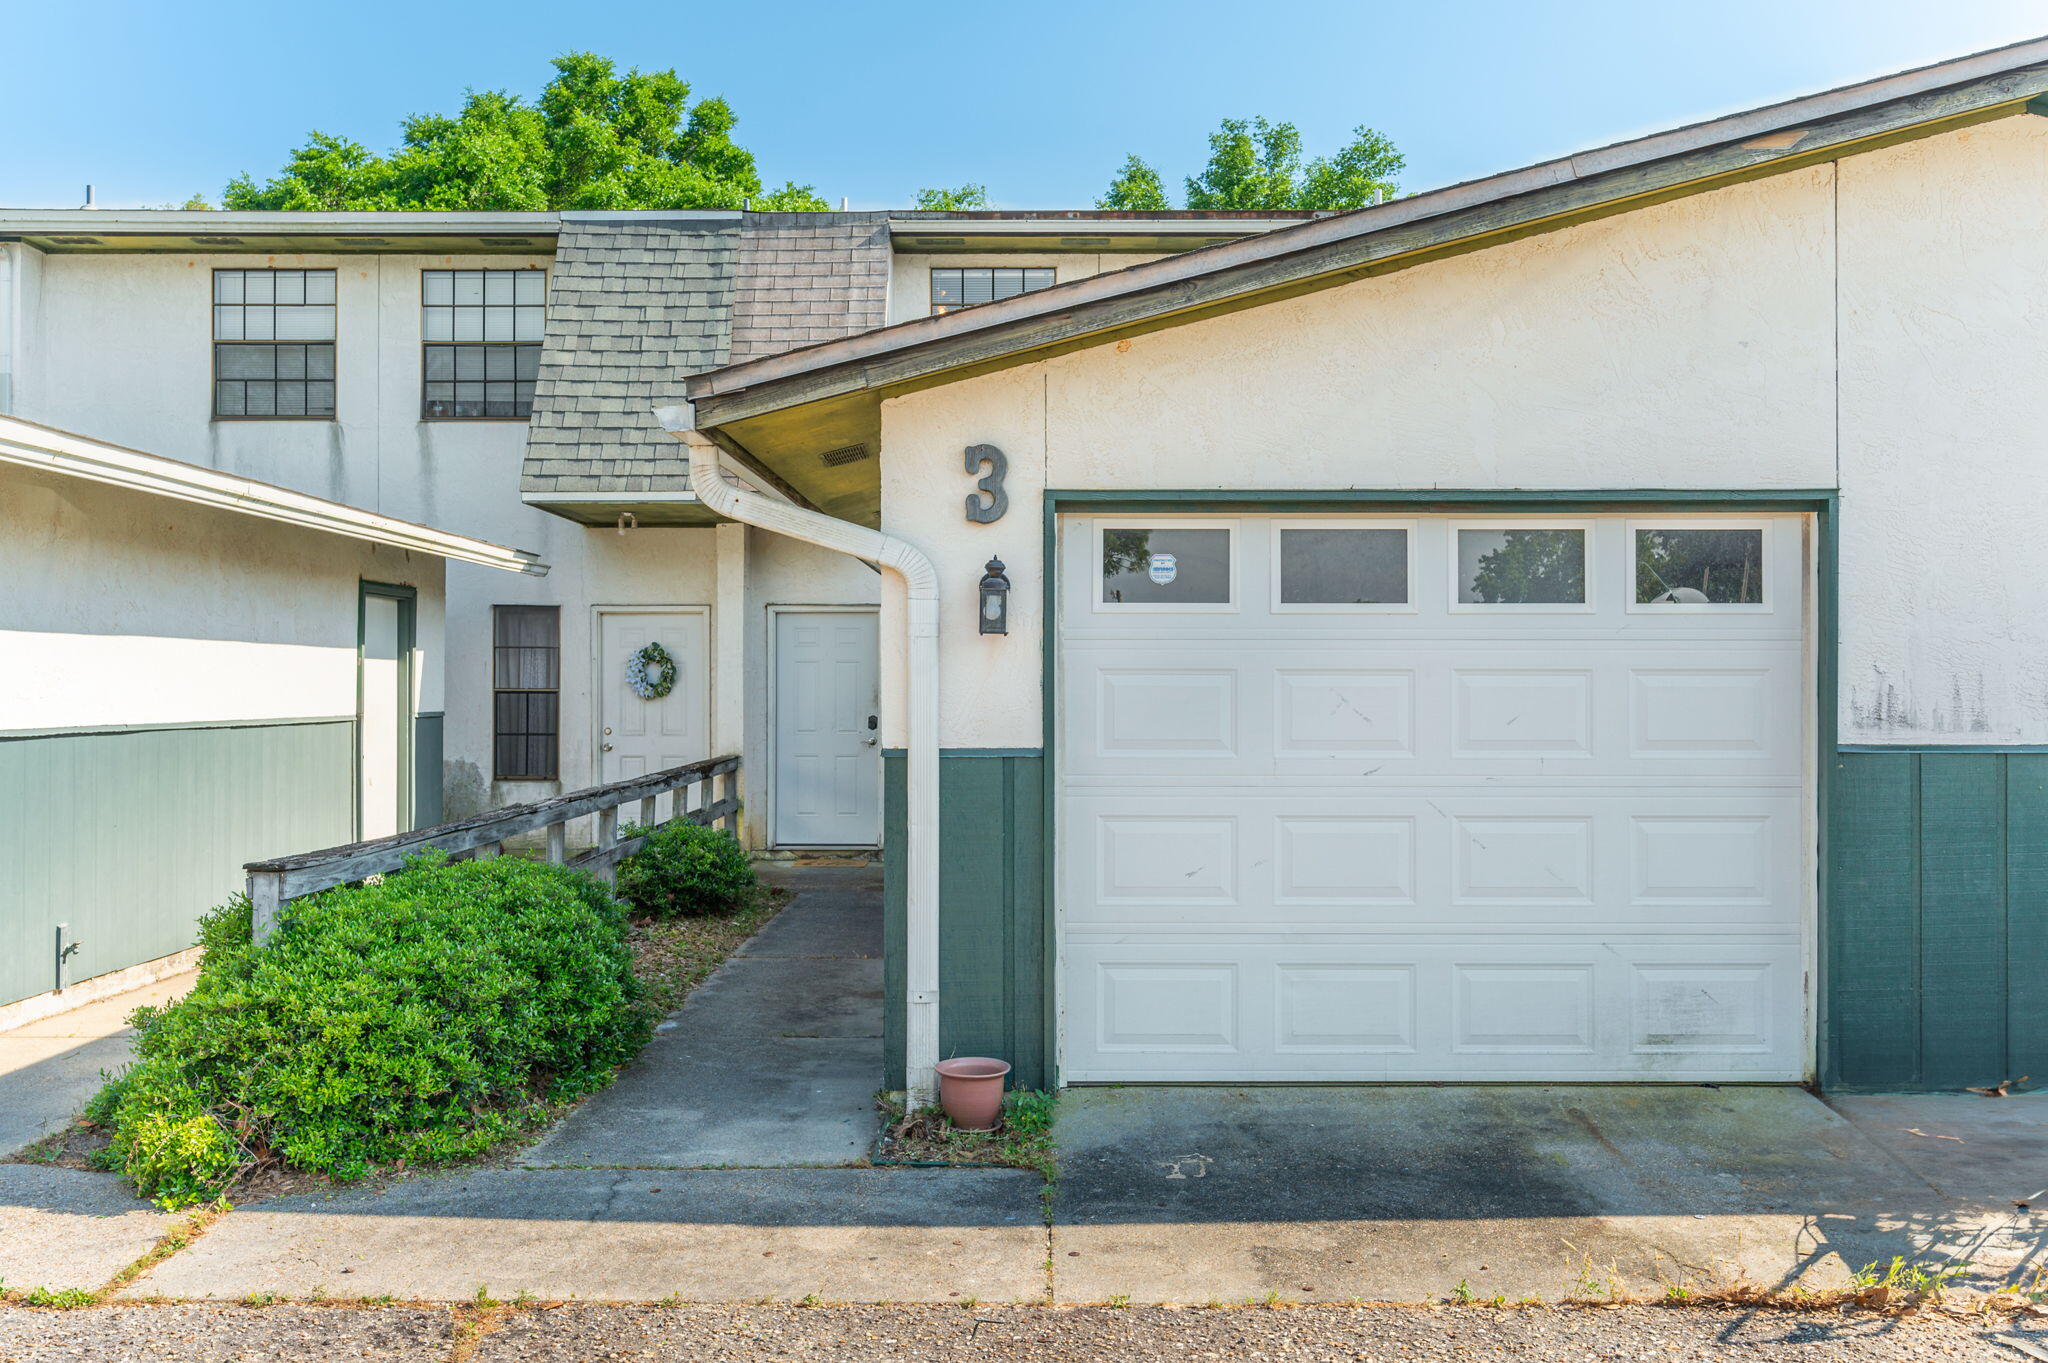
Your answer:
1056;513;1809;1082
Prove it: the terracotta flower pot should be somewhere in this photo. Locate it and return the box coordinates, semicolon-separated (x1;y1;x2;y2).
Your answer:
934;1056;1011;1132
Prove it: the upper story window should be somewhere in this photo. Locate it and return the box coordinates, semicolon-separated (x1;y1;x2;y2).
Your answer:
213;269;337;420
930;267;1056;316
422;270;544;420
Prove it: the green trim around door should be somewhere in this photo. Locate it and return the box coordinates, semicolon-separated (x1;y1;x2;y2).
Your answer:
1039;490;1838;1091
358;582;418;838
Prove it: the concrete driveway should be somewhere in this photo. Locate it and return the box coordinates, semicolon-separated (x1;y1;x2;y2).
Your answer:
1050;1084;2048;1304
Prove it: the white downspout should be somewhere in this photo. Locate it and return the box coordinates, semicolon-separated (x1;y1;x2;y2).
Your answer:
656;403;943;1105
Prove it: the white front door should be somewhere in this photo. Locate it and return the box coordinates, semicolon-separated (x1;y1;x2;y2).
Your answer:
1057;513;1809;1083
358;590;410;839
774;610;881;846
598;609;710;784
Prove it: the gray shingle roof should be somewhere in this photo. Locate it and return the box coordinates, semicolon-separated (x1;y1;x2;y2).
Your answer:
728;213;890;364
520;218;739;496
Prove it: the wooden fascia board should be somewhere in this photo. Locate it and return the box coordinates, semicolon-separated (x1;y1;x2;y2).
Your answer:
692;71;2047;430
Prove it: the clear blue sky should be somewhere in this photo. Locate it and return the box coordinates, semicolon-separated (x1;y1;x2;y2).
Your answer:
5;1;2043;210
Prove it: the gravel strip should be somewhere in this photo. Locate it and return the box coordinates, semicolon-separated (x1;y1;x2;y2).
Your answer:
0;1305;453;1362
0;1302;2027;1361
468;1303;2020;1361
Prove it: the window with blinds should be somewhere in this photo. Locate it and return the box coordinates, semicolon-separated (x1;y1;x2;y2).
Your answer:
930;266;1056;315
422;270;545;419
213;269;337;418
492;605;560;781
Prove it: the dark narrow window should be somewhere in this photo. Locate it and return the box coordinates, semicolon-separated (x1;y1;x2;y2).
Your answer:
493;606;560;780
213;269;337;418
930;266;1056;315
422;269;545;419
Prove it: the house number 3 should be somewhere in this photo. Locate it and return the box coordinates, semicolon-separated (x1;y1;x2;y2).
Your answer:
964;443;1008;524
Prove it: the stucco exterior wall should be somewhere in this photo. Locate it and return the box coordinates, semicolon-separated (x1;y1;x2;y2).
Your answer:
878;117;2048;749
11;248;877;815
886;252;1168;325
1835;121;2048;744
0;461;445;732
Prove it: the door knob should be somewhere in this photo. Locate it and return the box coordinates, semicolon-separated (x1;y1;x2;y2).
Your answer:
602;743;614;752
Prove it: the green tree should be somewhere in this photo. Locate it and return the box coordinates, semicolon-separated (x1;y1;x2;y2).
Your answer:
224;53;826;212
912;183;990;211
1100;118;1402;211
1468;530;1585;605
1096;155;1169;211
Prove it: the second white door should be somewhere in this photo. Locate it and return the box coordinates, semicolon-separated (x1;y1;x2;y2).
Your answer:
597;609;710;785
774;610;881;846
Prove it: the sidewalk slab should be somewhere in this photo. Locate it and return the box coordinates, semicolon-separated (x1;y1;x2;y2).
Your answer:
518;1036;881;1168
124;1167;1046;1303
519;866;883;1170
0;1166;177;1293
0;971;195;1157
1049;1085;2025;1304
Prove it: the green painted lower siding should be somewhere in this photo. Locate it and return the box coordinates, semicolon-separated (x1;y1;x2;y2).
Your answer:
1829;750;2048;1091
0;719;355;1007
414;712;445;830
882;749;1046;1091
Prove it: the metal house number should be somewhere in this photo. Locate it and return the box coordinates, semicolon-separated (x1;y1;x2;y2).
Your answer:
964;443;1008;524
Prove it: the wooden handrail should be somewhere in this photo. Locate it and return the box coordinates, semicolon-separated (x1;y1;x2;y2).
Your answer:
245;755;740;942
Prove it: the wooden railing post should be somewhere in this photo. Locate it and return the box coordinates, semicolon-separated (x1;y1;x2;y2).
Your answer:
594;805;620;886
249;869;285;946
639;795;657;829
545;821;567;864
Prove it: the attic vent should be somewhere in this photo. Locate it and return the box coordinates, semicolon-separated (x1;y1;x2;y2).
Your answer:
817;444;871;467
46;236;100;245
911;237;966;247
352;237;391;246
478;237;534;246
1059;237;1113;247
190;236;246;246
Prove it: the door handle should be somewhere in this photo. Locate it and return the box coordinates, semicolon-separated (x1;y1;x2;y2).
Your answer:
602;743;614;752
863;714;879;746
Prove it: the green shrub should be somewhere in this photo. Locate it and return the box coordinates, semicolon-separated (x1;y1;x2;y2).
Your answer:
91;855;643;1208
614;821;756;918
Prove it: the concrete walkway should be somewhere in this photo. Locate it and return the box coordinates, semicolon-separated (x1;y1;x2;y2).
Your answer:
0;971;194;1158
518;864;884;1168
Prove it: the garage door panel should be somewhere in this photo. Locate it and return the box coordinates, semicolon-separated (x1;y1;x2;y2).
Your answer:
1064;647;1801;778
1059;940;1806;1081
1063;793;1802;930
1057;512;1810;1083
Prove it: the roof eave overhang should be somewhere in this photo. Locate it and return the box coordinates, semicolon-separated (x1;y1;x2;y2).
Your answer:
686;48;2048;432
0;416;548;574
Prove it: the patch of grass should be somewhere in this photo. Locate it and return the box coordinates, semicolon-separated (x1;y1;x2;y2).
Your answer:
17;1287;98;1309
874;1090;1058;1176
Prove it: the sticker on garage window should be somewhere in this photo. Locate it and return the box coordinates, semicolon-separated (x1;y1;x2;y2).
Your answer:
1103;528;1230;605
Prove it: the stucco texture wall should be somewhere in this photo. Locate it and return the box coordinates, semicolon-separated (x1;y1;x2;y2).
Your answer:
1;461;445;732
880;118;2048;749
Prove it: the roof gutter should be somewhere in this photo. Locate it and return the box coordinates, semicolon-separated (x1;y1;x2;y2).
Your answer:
657;402;943;1104
0;415;547;575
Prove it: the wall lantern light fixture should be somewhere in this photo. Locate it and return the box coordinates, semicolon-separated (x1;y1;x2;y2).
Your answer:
978;556;1011;636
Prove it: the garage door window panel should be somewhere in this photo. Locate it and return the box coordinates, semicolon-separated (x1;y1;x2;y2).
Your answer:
1273;521;1414;612
1097;522;1235;610
1452;523;1592;611
1630;522;1770;610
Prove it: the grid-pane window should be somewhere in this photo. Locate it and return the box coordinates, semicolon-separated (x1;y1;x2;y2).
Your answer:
423;270;544;419
493;606;559;780
213;270;336;418
930;267;1056;315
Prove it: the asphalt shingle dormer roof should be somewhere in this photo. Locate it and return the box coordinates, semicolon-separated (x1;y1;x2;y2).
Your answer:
520;214;740;501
